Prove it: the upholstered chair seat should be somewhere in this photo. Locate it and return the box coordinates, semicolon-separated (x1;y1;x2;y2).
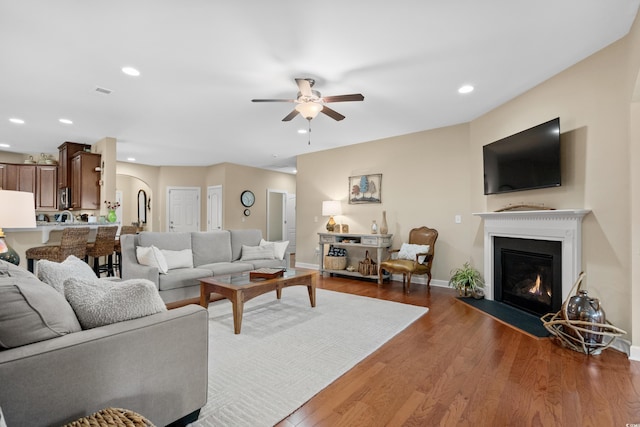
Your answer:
379;226;438;293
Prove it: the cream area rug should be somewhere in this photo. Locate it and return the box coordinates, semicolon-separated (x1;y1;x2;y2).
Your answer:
191;287;428;427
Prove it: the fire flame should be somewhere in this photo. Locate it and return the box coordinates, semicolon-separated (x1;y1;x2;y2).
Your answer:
529;275;542;295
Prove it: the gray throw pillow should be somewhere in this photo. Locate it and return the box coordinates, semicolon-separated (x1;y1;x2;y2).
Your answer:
37;255;97;294
64;277;167;329
240;244;275;261
0;275;81;349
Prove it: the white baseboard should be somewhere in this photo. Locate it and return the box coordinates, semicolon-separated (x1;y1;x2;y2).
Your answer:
630;344;640;361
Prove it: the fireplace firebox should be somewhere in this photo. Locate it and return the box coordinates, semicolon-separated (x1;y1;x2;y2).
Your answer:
494;237;562;316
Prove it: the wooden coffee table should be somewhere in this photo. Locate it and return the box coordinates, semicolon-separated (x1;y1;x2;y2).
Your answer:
199;268;317;334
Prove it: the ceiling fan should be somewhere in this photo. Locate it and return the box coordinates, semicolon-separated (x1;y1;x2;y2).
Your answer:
251;78;364;122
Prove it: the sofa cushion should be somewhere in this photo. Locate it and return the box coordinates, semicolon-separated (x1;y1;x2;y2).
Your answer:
138;231;192;251
161;249;194;270
158;267;213;291
137;245;169;274
230;229;263;261
199;261;254;276
64;277;167;329
37;255;97;294
240;244;275;261
0;274;81;349
260;239;289;260
191;231;232;266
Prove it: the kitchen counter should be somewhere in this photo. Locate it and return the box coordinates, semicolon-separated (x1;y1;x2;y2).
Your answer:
7;222;120;243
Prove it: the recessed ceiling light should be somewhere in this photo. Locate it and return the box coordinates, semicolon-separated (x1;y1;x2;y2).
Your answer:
9;118;24;124
127;157;136;162
297;129;307;134
59;118;73;125
0;143;10;148
122;66;141;77
458;85;474;94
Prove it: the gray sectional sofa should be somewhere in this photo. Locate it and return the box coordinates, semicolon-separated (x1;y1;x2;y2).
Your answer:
120;229;287;304
0;260;208;427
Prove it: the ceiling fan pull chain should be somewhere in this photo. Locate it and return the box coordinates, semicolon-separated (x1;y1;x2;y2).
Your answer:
308;119;312;145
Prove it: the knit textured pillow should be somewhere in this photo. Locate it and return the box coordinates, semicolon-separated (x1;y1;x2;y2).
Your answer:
64;277;167;329
37;255;97;294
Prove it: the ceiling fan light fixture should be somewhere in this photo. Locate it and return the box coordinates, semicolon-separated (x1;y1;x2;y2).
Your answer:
295;102;323;120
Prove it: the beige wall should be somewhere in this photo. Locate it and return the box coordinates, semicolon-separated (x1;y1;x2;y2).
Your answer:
297;123;471;282
296;15;640;342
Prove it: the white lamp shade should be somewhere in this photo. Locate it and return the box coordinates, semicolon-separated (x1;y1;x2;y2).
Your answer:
0;190;36;228
295;102;323;120
322;200;342;217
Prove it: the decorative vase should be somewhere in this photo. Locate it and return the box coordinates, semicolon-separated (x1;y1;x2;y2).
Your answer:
380;211;388;234
371;220;378;234
565;289;606;346
107;209;117;223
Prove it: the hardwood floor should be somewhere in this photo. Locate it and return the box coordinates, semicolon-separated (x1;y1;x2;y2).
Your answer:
275;275;640;427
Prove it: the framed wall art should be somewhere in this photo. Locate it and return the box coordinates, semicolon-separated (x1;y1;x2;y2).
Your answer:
349;174;382;204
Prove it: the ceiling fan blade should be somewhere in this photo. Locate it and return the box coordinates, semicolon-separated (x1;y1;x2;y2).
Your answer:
321;106;345;121
322;94;364;103
295;78;313;97
252;98;295;102
282;109;299;121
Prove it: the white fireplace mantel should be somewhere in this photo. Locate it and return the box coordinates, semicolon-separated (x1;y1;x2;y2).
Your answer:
473;209;591;302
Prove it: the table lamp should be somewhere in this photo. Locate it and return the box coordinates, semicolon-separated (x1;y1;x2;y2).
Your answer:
322;200;342;232
0;190;36;265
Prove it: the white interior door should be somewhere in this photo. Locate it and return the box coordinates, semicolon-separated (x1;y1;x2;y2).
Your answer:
286;193;296;255
207;185;223;231
167;187;200;232
267;189;286;241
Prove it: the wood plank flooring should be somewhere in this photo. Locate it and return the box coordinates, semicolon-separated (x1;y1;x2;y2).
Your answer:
275;275;640;427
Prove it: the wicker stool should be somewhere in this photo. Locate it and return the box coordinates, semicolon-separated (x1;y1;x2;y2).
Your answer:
114;226;138;277
26;227;91;273
86;225;119;277
63;407;155;427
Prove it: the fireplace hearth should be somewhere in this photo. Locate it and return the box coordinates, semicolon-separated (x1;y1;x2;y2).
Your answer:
494;237;562;316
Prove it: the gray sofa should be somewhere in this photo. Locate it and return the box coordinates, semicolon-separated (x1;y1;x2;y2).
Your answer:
121;229;286;304
0;261;209;427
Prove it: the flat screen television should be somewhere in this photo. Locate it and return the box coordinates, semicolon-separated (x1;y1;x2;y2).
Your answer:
483;117;561;195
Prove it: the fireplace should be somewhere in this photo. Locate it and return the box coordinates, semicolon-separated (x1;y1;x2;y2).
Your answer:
493;237;562;316
474;209;590;305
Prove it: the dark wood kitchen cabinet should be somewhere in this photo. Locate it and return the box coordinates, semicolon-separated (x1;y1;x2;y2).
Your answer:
36;165;58;210
70;152;101;209
58;141;91;189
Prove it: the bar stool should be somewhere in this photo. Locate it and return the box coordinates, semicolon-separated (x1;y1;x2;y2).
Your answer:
114;226;138;277
26;227;91;273
86;225;119;277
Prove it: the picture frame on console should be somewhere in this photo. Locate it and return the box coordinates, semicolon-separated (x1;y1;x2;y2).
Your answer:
349;174;382;204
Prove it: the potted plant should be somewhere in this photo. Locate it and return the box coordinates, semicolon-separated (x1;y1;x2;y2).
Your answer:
449;262;485;298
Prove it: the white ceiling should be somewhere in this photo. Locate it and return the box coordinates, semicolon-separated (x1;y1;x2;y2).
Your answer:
1;1;639;173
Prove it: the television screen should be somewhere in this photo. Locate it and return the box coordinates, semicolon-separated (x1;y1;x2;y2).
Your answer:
483;118;561;195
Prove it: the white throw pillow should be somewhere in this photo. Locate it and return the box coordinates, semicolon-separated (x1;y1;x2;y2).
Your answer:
64;277;167;329
240;244;275;261
397;243;430;264
260;239;289;260
136;245;168;274
160;249;194;270
37;255;97;294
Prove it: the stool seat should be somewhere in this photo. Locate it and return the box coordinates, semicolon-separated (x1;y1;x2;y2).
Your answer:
26;227;91;273
86;225;118;276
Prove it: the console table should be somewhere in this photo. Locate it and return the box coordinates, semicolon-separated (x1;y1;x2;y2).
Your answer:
318;232;393;284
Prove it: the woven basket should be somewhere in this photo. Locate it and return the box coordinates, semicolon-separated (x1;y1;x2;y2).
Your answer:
325;256;347;270
63;407;155;427
541;272;626;355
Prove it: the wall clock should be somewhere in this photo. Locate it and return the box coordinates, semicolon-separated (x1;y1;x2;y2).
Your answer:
241;190;255;207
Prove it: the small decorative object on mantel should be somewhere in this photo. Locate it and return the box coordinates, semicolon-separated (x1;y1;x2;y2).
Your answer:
541;272;626;355
495;203;555;212
371;220;378;234
380;210;389;234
